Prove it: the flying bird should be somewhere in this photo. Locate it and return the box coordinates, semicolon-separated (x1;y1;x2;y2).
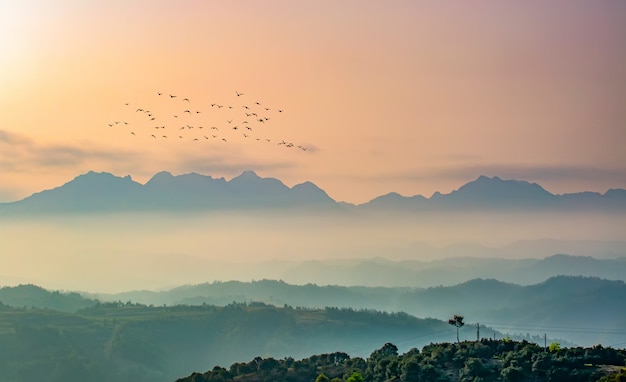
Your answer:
236;90;243;96
183;98;190;102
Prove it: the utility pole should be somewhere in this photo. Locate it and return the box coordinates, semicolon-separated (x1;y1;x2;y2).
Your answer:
476;323;480;342
544;333;547;352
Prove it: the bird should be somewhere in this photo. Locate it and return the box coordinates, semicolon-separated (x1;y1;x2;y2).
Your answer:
162;135;167;138
183;98;190;102
158;92;162;95
210;126;218;130
169;94;176;98
236;90;243;96
184;110;191;113
131;132;135;135
151;134;156;138
277;109;283;113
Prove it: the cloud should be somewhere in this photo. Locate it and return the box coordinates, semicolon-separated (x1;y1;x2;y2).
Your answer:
0;131;142;173
0;129;33;145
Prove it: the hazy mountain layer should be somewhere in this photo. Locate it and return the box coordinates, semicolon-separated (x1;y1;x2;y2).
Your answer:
87;275;625;347
1;171;624;214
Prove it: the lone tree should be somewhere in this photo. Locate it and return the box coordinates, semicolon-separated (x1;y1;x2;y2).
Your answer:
448;314;465;343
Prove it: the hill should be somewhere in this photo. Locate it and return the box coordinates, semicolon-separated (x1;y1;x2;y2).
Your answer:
0;300;458;382
91;275;626;347
176;339;626;382
0;284;96;312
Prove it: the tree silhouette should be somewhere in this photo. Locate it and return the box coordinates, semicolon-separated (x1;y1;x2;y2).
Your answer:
448;314;465;343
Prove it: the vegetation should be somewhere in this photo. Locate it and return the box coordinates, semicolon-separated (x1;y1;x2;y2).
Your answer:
91;276;626;347
0;300;450;382
176;339;626;382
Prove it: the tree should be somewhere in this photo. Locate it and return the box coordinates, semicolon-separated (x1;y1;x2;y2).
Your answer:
346;371;365;382
315;373;330;382
448;314;465;343
548;342;561;353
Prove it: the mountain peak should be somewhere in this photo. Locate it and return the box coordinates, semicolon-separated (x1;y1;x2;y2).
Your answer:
146;171;175;185
448;175;554;203
234;170;261;180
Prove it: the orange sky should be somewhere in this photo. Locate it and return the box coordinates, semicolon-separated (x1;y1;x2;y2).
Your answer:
1;1;625;204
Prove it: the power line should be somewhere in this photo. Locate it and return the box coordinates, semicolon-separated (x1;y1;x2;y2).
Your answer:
478;322;626;335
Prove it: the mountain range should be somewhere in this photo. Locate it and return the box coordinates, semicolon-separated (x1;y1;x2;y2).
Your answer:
1;171;625;214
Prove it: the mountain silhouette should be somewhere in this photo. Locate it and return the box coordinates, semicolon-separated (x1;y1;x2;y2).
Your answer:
359;175;625;212
0;170;337;214
0;172;624;214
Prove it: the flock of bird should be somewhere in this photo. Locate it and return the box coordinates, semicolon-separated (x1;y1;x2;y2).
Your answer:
106;91;308;151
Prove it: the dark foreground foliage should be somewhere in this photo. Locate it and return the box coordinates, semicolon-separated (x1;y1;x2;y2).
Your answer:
177;339;626;382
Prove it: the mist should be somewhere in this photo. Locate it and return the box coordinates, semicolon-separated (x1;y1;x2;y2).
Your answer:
2;209;624;293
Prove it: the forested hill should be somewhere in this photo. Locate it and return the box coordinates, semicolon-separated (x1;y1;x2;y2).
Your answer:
176;340;626;382
0;284;96;312
92;276;626;347
0;301;454;382
2;276;624;348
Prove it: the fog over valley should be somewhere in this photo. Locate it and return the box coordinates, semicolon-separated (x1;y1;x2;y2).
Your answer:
1;171;624;292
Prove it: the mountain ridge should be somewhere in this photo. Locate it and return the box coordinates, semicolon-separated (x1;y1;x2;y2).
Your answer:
1;170;624;214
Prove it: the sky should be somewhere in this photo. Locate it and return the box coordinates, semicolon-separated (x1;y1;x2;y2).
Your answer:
1;1;625;204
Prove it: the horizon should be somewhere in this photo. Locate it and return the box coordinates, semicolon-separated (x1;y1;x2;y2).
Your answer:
1;1;625;204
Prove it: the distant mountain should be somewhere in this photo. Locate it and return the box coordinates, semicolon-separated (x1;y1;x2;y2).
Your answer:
1;172;624;214
362;175;626;211
272;252;626;288
91;274;626;347
0;170;337;214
